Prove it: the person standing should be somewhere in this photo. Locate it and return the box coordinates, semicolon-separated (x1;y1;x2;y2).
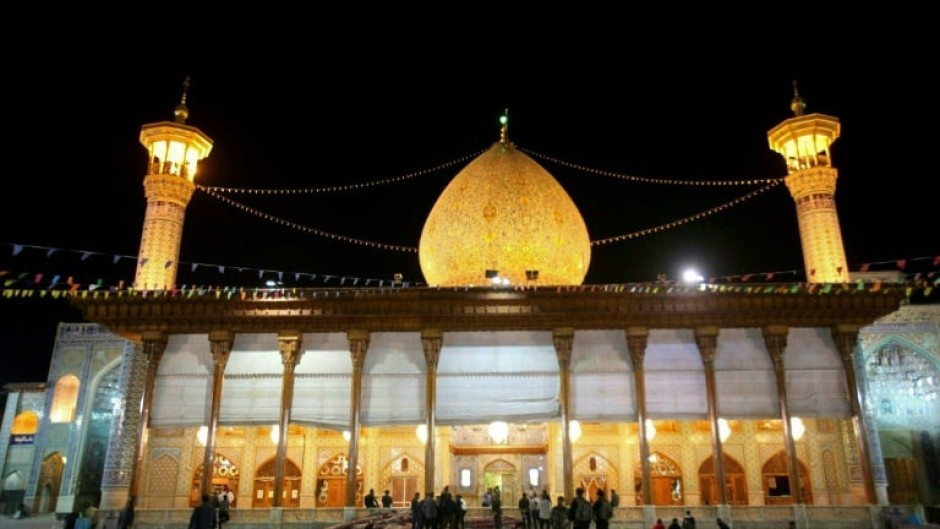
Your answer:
491;487;503;529
609;490;619;512
529;492;541;529
567;488;592;529
482;488;492;508
411;492;423;529
189;494;216;529
539;490;552;529
218;492;231;527
549;496;568;529
382;490;394;511
681;510;695;529
439;488;457;529
365;488;380;514
117;498;135;529
455;494;467;529
518;490;531;529
652;519;665;529
422;492;438;529
715;518;730;529
592;490;612;529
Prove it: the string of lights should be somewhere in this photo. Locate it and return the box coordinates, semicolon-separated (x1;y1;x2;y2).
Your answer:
200;149;487;195
521;147;784;186
590;181;784;246
198;178;784;250
196;187;419;253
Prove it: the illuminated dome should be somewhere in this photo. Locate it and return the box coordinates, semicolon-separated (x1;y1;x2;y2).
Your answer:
419;140;591;286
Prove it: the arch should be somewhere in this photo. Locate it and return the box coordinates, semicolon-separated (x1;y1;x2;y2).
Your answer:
252;456;301;508
484;459;517;510
316;452;364;508
761;450;813;505
634;451;682;506
1;471;26;516
190;452;241;507
575;452;619;503
379;452;424;508
73;363;122;511
32;452;64;513
698;453;747;505
50;374;80;423
11;411;39;435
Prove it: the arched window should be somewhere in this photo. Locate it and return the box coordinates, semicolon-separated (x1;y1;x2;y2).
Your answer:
12;411;40;435
50;375;80;423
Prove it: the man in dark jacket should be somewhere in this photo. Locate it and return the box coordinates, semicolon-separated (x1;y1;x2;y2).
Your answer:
189;494;216;529
117;498;135;529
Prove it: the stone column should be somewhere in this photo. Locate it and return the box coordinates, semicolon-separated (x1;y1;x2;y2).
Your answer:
345;330;369;509
274;331;303;508
553;328;575;501
129;331;167;499
99;341;147;509
832;325;877;504
695;326;727;505
202;331;233;495
421;329;442;495
762;325;803;504
626;327;652;509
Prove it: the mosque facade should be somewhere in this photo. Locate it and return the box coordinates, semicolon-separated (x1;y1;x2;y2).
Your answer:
1;87;938;529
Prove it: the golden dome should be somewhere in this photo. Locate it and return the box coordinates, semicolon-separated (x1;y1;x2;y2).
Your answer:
419;141;591;286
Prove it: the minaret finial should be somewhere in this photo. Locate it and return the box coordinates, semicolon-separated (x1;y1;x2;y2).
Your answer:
790;79;807;117
174;76;191;124
499;109;509;144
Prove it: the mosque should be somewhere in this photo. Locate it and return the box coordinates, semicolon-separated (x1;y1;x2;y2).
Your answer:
0;84;938;529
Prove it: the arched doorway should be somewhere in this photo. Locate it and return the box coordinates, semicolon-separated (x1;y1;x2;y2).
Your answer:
698;454;748;505
316;453;363;508
190;453;241;507
253;457;302;508
75;366;122;511
33;452;64;513
380;454;423;508
761;451;813;505
483;459;516;509
635;451;682;505
574;453;618;502
2;471;25;516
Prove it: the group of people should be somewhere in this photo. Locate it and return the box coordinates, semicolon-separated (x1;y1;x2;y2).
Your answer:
409;485;468;529
187;484;236;529
364;488;395;513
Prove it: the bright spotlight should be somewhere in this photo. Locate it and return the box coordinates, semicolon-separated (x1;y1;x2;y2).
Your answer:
682;269;704;284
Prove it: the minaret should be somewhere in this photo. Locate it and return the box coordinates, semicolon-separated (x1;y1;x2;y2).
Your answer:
767;82;849;283
134;77;213;289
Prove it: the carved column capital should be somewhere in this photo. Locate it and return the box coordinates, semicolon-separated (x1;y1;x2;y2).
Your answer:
347;329;370;370
421;329;443;369
831;324;860;365
626;327;649;370
140;331;168;361
278;331;304;372
694;326;719;367
553;328;574;370
209;330;234;370
762;325;789;370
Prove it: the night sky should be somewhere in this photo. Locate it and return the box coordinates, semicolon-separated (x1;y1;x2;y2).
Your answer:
1;31;937;392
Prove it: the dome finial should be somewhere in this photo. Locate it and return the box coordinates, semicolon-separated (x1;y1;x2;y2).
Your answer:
499;109;509;144
790;79;807;117
174;75;191;124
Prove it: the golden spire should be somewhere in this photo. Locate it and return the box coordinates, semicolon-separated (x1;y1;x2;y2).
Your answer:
499;109;509;144
174;76;191;124
790;79;807;117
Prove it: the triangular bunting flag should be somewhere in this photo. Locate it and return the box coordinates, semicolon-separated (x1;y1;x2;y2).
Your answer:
896;259;907;270
12;245;23;256
192;263;199;272
81;251;93;261
47;248;58;257
860;263;870;272
113;255;121;264
164;260;173;269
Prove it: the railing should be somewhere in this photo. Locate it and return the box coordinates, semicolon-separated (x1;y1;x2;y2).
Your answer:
124;504;923;529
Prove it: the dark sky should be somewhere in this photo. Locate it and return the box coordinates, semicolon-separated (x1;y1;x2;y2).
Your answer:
1;30;937;391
